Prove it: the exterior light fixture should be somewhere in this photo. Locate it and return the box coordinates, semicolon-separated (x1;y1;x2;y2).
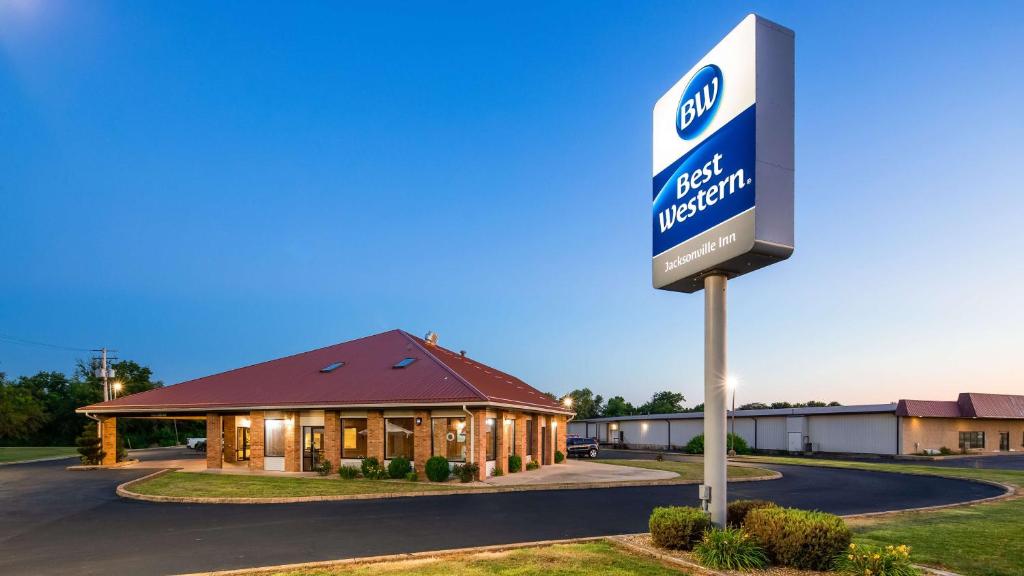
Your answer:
416;417;423;425
552;421;558;430
563;397;573;408
486;418;495;425
112;382;123;397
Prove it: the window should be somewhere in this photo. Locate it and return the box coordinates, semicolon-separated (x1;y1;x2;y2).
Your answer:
432;418;467;462
959;431;985;450
265;419;285;457
526;419;534;456
341;418;367;459
505;419;515;456
320;361;345;373
485;418;496;460
385;418;415;459
392;357;416;369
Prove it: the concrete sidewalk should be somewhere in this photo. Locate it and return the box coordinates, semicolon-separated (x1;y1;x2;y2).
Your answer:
482;459;677;486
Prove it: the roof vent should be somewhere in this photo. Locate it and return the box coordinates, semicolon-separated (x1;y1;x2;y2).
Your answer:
460;350;466;357
424;331;438;346
393;357;417;369
320;362;345;373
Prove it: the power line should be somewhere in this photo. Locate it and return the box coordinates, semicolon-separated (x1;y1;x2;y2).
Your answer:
0;333;94;353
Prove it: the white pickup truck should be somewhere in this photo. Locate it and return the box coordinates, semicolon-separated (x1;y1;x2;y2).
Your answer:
186;437;206;450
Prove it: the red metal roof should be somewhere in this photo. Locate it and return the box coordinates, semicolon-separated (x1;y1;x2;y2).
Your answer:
79;330;568;415
897;393;1024;419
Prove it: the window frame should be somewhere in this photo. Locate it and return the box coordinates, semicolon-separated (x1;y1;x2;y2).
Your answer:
958;431;985;450
384;417;416;460
264;419;286;457
340;417;368;459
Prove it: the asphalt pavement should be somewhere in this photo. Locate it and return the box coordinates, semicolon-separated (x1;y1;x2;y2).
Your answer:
0;448;1005;575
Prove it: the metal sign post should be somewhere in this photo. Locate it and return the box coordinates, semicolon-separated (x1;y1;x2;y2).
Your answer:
703;273;728;526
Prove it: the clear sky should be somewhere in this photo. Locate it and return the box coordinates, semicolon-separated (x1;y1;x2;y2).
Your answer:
1;1;1021;407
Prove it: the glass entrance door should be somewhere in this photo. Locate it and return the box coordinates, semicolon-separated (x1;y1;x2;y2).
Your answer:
1000;432;1010;451
236;427;250;461
302;426;324;471
541;426;548;463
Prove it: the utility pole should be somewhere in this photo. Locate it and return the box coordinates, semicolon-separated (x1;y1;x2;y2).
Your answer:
92;348;117;402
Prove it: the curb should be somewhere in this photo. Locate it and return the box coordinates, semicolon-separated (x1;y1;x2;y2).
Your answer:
609;535;724;576
173;535;612;576
0;455;78;467
117;467;781;505
67;459;140;471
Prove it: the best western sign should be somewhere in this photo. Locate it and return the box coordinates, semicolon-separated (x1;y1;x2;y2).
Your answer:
652;15;794;292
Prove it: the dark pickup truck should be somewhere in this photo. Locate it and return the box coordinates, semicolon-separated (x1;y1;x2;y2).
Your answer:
566;436;599;458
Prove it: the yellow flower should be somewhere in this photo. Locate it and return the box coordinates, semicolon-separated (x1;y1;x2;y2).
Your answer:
849;555;854;560
850;543;857;549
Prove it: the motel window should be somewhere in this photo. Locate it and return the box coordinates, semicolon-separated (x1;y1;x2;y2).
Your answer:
959;431;985;450
385;418;415;459
526;419;534;456
431;417;467;462
341;418;367;459
505;419;515;456
265;419;285;457
485;418;497;460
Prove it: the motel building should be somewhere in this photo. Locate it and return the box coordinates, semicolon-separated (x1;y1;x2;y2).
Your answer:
77;330;573;480
569;392;1024;456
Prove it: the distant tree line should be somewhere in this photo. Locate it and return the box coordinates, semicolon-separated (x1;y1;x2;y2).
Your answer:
0;360;202;448
557;387;841;419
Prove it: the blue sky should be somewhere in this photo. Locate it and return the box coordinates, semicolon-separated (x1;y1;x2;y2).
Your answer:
1;1;1021;406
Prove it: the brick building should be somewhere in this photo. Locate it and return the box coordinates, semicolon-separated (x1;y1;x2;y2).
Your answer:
78;330;572;480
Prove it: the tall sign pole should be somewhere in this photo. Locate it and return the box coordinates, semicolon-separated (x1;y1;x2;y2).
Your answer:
652;15;794;527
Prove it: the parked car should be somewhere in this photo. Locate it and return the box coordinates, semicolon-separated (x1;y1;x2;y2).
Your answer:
186;437;206;450
566;436;599;458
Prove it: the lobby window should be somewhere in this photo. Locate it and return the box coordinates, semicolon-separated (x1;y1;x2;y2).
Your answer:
385;418;415;459
526;419;534;456
265;419;285;457
432;417;467;462
959;431;985;450
341;418;367;459
485;418;496;460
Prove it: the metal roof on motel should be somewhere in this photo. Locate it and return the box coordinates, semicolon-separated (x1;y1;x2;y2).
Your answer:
78;330;570;415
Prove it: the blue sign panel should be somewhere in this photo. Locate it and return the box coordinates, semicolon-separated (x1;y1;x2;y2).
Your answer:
652;104;755;258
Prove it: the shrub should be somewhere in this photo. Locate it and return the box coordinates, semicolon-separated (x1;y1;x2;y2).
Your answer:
684;433;752;455
834;543;918;576
457;463;479;482
387;456;412;479
526;460;540;471
655;452;665;461
694;528;768;570
405;471;418;482
938;446;954;456
554;450;565;463
649;506;711;550
360;457;387;479
727;499;776;528
745;507;851;570
76;422;105;465
315;458;333;476
508;454;522;473
425;456;450;482
338;464;359;479
492;467;504;477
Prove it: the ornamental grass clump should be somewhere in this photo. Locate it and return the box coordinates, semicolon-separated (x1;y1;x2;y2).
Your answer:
693;528;768;571
649;506;711;550
835;543;919;576
744;506;851;570
338;464;359;479
727;499;776;527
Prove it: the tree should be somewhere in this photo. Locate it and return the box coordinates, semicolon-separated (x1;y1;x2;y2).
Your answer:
638;391;686;415
76;421;105;465
689;402;704;413
827;401;842;407
739;402;769;410
770;401;793;409
602;396;635;417
565;388;604;420
0;380;47;442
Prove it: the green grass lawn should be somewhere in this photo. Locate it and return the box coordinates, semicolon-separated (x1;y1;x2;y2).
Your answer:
250;540;683;576
741;455;1024;576
130;471;481;498
592;458;773;482
0;446;78;463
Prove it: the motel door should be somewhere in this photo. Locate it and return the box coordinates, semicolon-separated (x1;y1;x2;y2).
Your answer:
302;426;324;471
236;427;250;461
541;425;549;462
1000;432;1010;452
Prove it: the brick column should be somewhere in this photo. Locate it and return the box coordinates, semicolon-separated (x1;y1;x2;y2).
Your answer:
100;417;117;465
535;415;545;464
471;409;487;480
324;410;341;471
206;413;223;469
249;411;265;471
432;417;448;459
367;411;385;462
514;412;527;459
413;410;431;477
284;412;300;472
556;415;568;460
223;415;237;463
495;410;508;474
544;415;555;465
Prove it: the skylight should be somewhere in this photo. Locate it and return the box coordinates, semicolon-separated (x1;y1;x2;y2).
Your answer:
320;362;345;373
392;357;416;369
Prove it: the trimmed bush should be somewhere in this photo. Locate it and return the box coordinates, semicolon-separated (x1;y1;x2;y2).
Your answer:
834;543;918;576
360;457;387;479
387;456;412;479
508;454;522;473
694;528;768;570
425;456;450;482
338;464;359;479
684;433;752;455
727;499;776;527
315;458;333;476
745;507;851;570
554;450;565;463
649;506;711;551
405;471;418;482
526;460;540;471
